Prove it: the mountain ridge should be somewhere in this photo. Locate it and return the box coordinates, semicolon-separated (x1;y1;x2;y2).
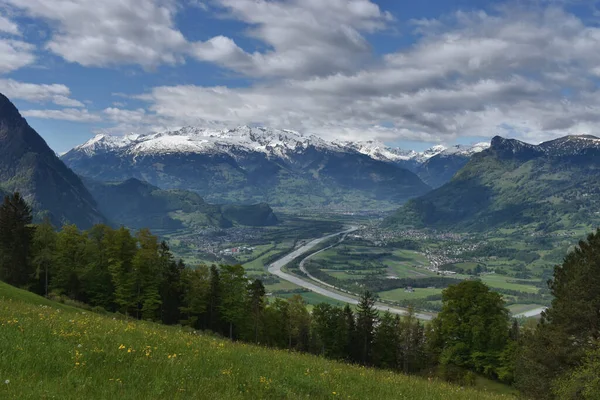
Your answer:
386;134;600;231
62;126;434;210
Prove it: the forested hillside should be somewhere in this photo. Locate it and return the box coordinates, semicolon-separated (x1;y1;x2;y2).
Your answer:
387;135;600;232
83;178;278;229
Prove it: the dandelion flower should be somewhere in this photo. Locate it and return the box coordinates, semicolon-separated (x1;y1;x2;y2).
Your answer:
4;380;9;384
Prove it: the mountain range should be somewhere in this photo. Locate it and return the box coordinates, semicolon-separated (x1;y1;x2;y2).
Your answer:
0;93;278;229
61;127;488;210
387;135;600;232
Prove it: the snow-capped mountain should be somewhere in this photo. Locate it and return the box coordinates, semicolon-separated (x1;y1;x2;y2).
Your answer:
74;126;343;160
341;141;489;167
62;126;433;210
75;126;490;167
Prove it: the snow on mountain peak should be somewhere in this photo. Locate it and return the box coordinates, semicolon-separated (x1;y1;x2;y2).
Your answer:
69;126;491;165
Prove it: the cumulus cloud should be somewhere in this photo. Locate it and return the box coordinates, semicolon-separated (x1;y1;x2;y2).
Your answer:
0;39;35;73
0;79;84;107
4;0;187;68
22;108;101;122
0;14;19;35
10;1;600;145
131;5;600;144
191;0;392;78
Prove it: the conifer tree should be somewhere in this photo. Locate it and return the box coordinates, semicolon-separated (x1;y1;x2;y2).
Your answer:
52;224;87;299
516;229;600;398
356;290;378;365
180;265;210;328
31;218;56;296
134;229;162;320
106;227;138;315
248;279;266;343
343;304;357;362
208;264;221;332
0;192;34;287
219;264;247;339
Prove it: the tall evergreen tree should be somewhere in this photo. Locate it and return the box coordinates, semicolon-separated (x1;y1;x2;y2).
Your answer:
180;265;210;328
134;229;162;320
31;218;56;296
106;227;138;315
52;224;88;299
219;264;248;339
0;193;34;287
343;304;358;362
248;279;266;343
159;242;184;325
516;229;600;398
373;311;399;369
356;290;378;365
208;264;222;331
287;294;311;351
81;224;114;309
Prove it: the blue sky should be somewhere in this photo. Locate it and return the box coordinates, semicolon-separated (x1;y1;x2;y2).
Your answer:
1;0;600;153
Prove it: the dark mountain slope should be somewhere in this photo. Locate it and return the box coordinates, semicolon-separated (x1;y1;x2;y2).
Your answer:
0;93;105;228
83;178;278;230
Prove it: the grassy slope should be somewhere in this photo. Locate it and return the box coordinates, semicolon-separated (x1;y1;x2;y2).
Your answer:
0;282;512;400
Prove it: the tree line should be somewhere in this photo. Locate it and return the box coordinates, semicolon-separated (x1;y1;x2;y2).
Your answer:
1;192;600;397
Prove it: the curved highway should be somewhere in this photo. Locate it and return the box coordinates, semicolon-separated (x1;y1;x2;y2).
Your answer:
268;227;434;321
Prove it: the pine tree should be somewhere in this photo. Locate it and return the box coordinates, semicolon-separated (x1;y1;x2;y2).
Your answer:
31;218;56;296
0;192;34;287
219;264;248;339
343;304;357;362
287;294;311;351
52;224;88;299
208;264;222;332
516;229;600;398
179;265;210;328
106;227;138;316
248;279;266;343
159;242;184;325
263;298;290;349
134;229;162;320
373;311;398;369
81;224;114;309
356;290;378;365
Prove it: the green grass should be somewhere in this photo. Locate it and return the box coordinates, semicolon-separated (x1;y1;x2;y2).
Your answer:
0;282;513;399
378;288;443;302
277;291;347;307
507;303;546;315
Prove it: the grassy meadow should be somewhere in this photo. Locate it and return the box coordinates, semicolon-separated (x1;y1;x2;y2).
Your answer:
0;281;513;400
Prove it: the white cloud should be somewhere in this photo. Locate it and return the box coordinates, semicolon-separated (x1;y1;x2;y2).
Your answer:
0;79;84;107
0;39;35;73
103;107;146;123
4;0;187;68
191;0;391;78
10;1;600;146
0;14;19;35
129;6;600;144
22;108;101;122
